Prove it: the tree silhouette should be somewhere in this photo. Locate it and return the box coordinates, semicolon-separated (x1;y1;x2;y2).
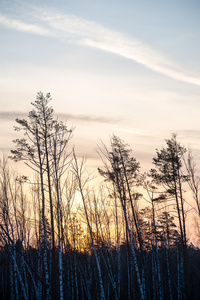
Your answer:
10;92;73;299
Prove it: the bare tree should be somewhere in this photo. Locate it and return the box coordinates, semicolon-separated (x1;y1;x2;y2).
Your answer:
98;135;145;299
71;150;106;300
150;134;189;299
10;92;73;299
184;150;200;216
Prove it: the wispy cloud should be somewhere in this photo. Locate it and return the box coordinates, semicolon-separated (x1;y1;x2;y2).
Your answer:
1;4;200;86
0;14;52;36
0;111;120;124
37;10;200;86
0;111;27;121
58;113;121;124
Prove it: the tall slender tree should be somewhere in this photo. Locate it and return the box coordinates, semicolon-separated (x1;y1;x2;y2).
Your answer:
150;133;189;299
72;151;106;300
98;135;145;299
10;92;73;299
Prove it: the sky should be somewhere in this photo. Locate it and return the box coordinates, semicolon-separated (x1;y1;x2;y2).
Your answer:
0;0;200;173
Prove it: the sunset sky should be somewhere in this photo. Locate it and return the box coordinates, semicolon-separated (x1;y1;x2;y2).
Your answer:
0;0;200;172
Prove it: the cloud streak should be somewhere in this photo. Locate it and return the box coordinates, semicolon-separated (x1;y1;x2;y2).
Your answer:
0;111;27;121
1;4;200;86
58;113;121;124
0;111;120;124
0;14;52;36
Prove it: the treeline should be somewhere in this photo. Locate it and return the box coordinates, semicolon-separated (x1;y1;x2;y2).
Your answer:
0;92;200;300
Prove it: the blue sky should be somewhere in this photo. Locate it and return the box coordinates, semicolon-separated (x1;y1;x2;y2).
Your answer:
0;0;200;170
